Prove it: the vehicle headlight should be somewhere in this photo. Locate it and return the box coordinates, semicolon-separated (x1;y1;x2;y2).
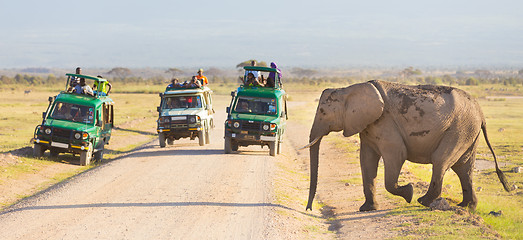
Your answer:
233;122;240;128
44;128;52;135
189;116;197;123
74;132;82;139
262;124;270;131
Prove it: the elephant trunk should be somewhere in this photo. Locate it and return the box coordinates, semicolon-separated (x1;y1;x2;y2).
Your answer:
306;135;323;210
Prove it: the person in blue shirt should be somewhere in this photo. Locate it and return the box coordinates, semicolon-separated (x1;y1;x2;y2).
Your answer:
166;78;182;89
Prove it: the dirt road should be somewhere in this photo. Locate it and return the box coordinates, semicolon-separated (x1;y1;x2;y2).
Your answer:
0;107;305;239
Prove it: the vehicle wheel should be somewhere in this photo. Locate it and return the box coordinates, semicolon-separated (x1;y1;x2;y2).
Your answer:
50;148;60;158
198;130;205;146
205;127;210;144
33;144;45;158
167;138;174;145
94;141;104;161
80;143;93;166
277;139;282;155
224;136;232;154
159;132;166;148
232;142;238;151
269;141;277;156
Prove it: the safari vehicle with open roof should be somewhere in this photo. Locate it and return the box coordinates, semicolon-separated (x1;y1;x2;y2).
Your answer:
32;74;114;166
157;86;214;147
224;66;288;156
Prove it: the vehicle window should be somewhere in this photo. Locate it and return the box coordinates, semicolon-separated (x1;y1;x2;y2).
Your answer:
50;102;94;124
163;96;202;109
233;97;277;115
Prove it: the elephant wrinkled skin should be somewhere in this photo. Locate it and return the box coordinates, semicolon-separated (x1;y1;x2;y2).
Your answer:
305;80;510;212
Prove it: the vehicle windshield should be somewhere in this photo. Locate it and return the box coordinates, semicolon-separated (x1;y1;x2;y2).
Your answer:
162;95;202;109
50;102;94;124
233;96;277;115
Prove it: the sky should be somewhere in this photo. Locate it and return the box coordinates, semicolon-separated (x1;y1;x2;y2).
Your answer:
1;0;522;69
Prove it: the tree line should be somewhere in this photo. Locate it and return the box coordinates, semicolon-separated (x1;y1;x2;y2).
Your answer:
1;64;523;87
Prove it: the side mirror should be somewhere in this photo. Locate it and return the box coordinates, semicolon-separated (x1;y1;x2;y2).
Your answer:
159;93;164;97
48;96;54;103
230;91;235;97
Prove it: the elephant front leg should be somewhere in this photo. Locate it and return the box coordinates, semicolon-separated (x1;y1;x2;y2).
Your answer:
383;156;413;204
359;141;380;211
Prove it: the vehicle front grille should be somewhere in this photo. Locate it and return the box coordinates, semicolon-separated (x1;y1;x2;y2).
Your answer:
241;121;261;131
53;128;72;138
171;120;187;124
52;127;72;142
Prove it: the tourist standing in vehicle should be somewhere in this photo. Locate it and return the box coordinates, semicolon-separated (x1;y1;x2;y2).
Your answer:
187;76;202;88
196;69;208;86
245;73;264;87
167;78;182;89
67;67;82;92
74;78;94;96
93;75;112;96
244;60;260;79
267;62;282;88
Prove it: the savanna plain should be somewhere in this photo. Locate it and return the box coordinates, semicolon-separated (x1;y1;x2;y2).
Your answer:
0;78;522;239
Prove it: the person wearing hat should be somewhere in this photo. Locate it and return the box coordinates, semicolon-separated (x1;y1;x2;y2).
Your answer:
196;68;208;86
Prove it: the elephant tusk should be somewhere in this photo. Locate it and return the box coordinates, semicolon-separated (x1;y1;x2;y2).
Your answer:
299;137;321;150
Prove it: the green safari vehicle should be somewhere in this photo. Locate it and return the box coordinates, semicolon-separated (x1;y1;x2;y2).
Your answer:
224;66;288;156
32;74;114;165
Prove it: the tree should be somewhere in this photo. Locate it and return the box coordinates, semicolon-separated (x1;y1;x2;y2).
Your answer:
165;68;183;78
107;67;132;79
400;67;422;79
235;59;267;69
465;77;479;86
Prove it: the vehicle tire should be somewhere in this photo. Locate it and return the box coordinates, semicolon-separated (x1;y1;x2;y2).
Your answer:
269;141;277;156
224;136;232;154
205;126;210;144
50;148;60;158
198;130;205;146
277;139;282;155
159;132;166;148
94;141;104;161
232;142;239;151
80;143;93;166
167;138;174;145
33;144;45;158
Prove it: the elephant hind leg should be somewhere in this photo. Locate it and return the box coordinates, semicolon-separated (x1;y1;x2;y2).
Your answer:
451;143;478;210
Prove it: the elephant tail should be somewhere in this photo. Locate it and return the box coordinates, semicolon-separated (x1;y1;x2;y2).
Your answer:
481;123;511;192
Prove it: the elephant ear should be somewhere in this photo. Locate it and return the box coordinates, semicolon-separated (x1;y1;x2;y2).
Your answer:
342;82;384;137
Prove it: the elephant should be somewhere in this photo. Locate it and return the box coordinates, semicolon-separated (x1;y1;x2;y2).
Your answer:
303;80;510;211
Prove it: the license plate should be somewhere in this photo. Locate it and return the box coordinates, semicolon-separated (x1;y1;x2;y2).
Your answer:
51;142;69;149
241;131;248;134
244;135;255;140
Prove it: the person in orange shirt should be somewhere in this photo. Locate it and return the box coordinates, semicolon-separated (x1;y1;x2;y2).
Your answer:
196;68;208;86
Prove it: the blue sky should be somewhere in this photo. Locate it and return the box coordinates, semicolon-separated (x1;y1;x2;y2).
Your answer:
1;0;522;68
